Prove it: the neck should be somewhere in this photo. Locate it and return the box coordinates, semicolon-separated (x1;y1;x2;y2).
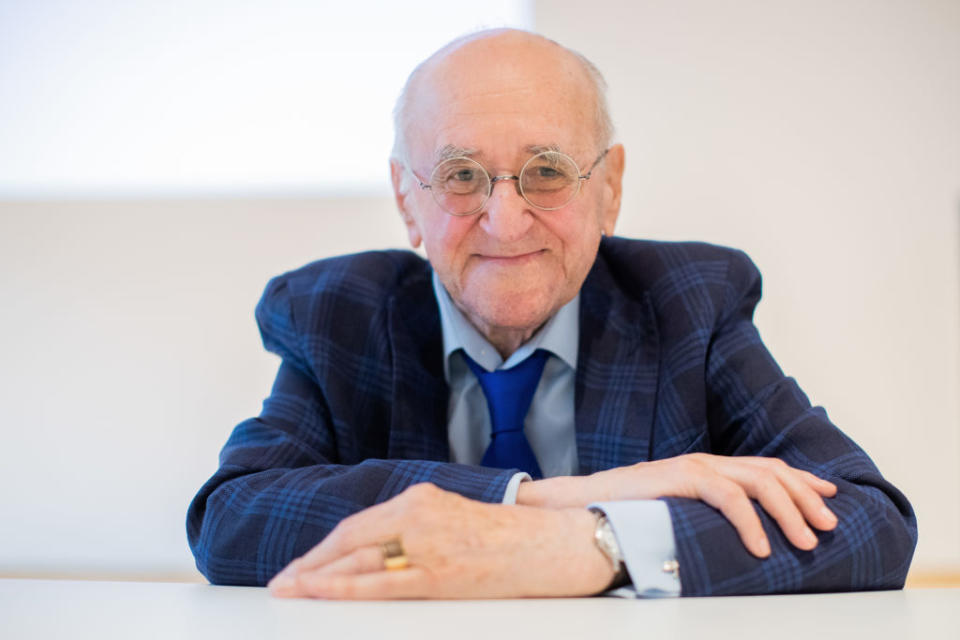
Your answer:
462;313;545;360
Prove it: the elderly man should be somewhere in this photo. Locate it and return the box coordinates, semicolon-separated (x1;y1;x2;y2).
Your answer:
187;29;916;598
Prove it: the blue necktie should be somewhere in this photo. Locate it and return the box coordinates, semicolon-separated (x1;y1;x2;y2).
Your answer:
462;349;548;479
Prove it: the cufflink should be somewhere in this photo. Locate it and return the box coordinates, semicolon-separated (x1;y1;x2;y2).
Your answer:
662;559;680;579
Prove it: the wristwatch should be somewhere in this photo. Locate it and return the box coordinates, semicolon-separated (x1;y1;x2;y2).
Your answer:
589;509;630;589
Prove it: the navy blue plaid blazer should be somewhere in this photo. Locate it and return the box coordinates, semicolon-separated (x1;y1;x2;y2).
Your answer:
187;237;917;595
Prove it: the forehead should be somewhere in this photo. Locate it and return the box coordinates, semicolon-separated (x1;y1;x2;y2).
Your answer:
406;35;598;164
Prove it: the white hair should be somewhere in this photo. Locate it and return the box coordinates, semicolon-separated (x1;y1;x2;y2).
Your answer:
390;29;615;182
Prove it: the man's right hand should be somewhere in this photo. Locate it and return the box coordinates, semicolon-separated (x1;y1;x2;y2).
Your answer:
516;453;838;558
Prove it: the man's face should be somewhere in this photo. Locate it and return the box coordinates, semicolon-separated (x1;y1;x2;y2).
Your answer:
392;34;624;337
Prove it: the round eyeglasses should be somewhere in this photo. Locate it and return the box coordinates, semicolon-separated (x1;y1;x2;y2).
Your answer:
410;148;610;216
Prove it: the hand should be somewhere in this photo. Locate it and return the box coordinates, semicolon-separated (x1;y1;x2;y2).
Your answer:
268;483;613;599
518;453;838;558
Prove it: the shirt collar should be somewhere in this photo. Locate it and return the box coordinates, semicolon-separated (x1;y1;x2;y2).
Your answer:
432;271;579;379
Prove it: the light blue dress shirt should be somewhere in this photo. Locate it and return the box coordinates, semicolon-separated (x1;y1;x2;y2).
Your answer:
433;273;681;597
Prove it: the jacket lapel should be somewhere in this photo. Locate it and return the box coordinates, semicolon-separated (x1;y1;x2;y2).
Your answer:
575;250;661;474
385;265;450;462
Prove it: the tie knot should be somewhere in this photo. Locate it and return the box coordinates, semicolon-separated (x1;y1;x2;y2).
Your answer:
462;349;549;435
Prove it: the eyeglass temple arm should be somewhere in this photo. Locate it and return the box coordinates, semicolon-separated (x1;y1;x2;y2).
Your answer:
580;147;611;180
408;166;432;191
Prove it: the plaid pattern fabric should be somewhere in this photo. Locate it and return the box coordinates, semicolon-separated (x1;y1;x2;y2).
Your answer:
186;237;917;594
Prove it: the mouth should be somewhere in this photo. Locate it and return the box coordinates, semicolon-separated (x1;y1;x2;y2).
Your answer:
475;249;545;265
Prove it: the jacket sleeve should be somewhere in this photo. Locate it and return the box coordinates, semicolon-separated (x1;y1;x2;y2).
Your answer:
186;271;515;587
663;250;918;595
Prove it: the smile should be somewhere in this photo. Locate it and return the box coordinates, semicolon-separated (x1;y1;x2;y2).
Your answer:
475;249;545;265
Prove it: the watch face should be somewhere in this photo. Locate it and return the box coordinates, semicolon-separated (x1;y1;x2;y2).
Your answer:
602;523;620;556
595;516;623;565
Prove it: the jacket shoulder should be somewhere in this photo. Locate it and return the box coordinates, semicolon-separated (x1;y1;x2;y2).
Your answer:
597;237;762;322
599;237;756;287
254;250;431;373
265;250;430;299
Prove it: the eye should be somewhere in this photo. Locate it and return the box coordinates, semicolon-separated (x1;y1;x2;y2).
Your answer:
451;168;476;182
526;160;569;183
535;166;564;179
434;160;482;185
432;158;486;196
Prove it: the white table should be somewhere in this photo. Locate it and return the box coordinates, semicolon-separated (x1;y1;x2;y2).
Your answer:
1;579;957;640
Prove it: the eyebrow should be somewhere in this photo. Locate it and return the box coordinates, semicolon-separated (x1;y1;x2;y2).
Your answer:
435;144;478;162
433;143;566;163
524;143;563;155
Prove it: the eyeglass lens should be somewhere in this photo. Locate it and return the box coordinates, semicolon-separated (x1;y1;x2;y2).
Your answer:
428;151;582;215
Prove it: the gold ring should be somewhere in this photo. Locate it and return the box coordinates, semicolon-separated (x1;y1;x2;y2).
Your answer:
381;538;409;571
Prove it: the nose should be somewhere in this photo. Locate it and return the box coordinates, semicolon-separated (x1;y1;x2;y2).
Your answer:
480;176;534;242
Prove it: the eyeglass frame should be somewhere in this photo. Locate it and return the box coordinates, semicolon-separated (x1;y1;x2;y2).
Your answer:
408;147;611;217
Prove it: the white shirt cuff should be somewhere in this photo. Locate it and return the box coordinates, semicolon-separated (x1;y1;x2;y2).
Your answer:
501;472;531;505
588;499;681;598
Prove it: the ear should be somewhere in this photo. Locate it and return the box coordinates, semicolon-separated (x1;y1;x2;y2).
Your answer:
599;144;625;236
390;158;422;248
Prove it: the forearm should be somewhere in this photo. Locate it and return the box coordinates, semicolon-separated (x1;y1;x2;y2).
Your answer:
513;430;916;595
700;379;917;592
516;471;621;508
516;474;586;508
667;475;916;595
187;457;516;585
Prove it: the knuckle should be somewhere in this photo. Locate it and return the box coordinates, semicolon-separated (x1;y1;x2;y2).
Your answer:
675;456;703;477
347;550;365;572
405;482;439;500
333;516;358;542
685;453;710;469
767;457;789;471
716;483;746;504
401;484;429;505
753;471;779;495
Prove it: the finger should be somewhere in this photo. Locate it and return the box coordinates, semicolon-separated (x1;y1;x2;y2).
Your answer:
737;458;837;497
730;466;819;551
738;461;839;531
309;545;386;578
296;567;431;600
796;469;838;497
774;469;838;531
269;545;386;595
294;503;403;573
696;477;771;558
734;460;839;529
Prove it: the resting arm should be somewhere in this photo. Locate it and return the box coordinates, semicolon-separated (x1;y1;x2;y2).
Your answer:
663;251;917;594
518;250;917;595
186;360;515;586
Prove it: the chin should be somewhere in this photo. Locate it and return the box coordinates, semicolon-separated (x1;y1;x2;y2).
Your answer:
463;285;559;332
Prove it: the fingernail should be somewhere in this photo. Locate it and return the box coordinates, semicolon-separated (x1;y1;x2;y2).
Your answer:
757;537;771;557
821;507;837;524
804;528;818;546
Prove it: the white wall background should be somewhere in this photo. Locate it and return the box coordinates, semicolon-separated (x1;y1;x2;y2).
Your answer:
0;0;532;196
537;0;960;572
0;0;957;581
